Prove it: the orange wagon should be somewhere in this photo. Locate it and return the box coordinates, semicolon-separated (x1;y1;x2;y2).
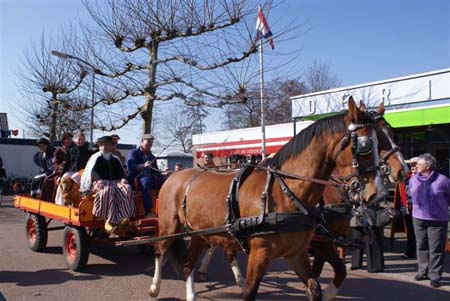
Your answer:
14;192;158;271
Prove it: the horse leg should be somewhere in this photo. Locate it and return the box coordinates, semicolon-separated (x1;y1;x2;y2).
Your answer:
323;251;346;301
312;240;346;301
184;237;208;301
149;217;185;298
149;238;174;298
286;252;322;301
242;245;270;301
226;249;244;288
197;246;217;281
312;255;326;278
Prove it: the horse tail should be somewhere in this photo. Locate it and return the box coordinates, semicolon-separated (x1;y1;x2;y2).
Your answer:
165;237;187;275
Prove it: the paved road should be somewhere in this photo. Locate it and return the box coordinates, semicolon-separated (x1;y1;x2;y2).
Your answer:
1;196;449;301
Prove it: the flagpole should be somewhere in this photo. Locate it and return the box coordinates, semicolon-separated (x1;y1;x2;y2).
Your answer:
259;30;266;160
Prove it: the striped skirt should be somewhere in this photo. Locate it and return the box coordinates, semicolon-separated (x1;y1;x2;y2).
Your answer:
92;180;136;225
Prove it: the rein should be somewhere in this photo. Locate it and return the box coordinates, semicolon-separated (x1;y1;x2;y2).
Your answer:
256;165;345;189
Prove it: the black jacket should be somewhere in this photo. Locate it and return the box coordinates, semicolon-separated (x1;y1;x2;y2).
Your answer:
92;155;124;180
34;147;55;175
61;143;93;175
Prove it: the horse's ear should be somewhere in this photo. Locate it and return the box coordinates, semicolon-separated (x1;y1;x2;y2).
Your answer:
377;102;385;115
347;96;359;121
359;100;367;112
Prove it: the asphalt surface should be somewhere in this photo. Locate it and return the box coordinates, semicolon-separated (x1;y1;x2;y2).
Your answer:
1;196;449;301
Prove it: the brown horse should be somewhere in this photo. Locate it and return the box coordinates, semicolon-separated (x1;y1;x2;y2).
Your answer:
195;102;409;301
150;98;384;301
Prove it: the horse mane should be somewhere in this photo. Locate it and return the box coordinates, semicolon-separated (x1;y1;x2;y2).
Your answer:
262;112;348;168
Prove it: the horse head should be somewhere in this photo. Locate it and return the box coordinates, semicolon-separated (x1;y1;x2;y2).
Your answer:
333;96;384;204
371;102;408;184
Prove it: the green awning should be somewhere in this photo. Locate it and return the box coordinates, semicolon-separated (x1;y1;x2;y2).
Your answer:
385;105;450;128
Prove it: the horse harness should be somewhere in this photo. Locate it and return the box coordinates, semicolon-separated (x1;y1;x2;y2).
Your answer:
180;119;380;253
330;118;380;195
371;112;403;180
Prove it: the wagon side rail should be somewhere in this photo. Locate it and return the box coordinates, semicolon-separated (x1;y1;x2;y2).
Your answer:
13;195;103;227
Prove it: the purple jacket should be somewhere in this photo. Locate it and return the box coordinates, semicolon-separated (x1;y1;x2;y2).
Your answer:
409;171;450;221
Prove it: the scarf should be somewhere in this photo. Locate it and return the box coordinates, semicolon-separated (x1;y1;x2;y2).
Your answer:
416;171;438;207
101;152;111;160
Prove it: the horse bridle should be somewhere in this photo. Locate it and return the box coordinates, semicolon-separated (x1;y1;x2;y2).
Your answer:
333;118;379;197
371;112;403;182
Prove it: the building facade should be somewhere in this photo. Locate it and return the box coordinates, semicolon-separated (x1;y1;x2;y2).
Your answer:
291;69;450;177
192;69;449;176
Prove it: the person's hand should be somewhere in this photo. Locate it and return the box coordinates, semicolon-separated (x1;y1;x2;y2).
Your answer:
120;178;128;185
144;160;152;168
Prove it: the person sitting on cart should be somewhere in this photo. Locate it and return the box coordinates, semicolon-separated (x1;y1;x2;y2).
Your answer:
30;138;55;199
126;133;165;216
55;132;93;205
54;133;74;173
60;132;93;182
80;136;136;233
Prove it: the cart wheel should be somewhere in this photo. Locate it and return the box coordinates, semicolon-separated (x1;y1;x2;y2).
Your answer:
25;213;47;252
63;226;89;271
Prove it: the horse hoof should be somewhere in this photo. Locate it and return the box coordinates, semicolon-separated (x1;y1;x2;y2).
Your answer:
323;282;338;301
186;294;197;301
148;284;160;298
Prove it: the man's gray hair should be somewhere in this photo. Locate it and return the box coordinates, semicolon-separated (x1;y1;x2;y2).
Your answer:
418;153;436;170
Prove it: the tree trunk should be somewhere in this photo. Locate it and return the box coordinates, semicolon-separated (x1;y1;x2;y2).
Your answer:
141;99;154;134
141;41;159;135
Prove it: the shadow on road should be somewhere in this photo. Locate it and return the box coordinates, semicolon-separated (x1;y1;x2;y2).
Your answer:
0;269;100;286
42;246;63;254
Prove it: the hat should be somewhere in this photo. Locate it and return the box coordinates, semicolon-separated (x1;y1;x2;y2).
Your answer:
111;134;120;140
405;157;419;164
36;137;50;145
96;136;113;145
142;133;155;140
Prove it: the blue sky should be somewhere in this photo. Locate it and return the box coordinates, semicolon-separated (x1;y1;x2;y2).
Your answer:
1;0;449;146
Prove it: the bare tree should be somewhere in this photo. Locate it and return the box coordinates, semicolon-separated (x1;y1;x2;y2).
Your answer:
79;0;298;134
304;60;341;93
156;103;207;153
17;33;90;141
222;78;307;129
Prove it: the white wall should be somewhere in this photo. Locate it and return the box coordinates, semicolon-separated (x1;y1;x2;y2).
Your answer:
0;144;40;178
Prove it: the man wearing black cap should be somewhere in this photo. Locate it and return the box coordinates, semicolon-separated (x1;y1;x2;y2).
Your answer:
126;133;164;216
30;138;55;198
81;136;136;233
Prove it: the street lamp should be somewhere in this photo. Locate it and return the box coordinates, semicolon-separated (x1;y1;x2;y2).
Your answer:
51;50;101;148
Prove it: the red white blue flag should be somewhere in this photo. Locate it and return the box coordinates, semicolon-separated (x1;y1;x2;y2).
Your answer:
256;8;274;50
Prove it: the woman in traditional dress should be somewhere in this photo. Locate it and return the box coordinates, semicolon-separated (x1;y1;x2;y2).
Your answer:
80;136;136;233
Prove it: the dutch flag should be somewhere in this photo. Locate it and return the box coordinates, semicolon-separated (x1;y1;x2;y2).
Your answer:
256;8;274;50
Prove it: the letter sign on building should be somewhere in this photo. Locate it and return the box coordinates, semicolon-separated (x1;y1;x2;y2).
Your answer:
381;88;391;105
308;98;316;114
